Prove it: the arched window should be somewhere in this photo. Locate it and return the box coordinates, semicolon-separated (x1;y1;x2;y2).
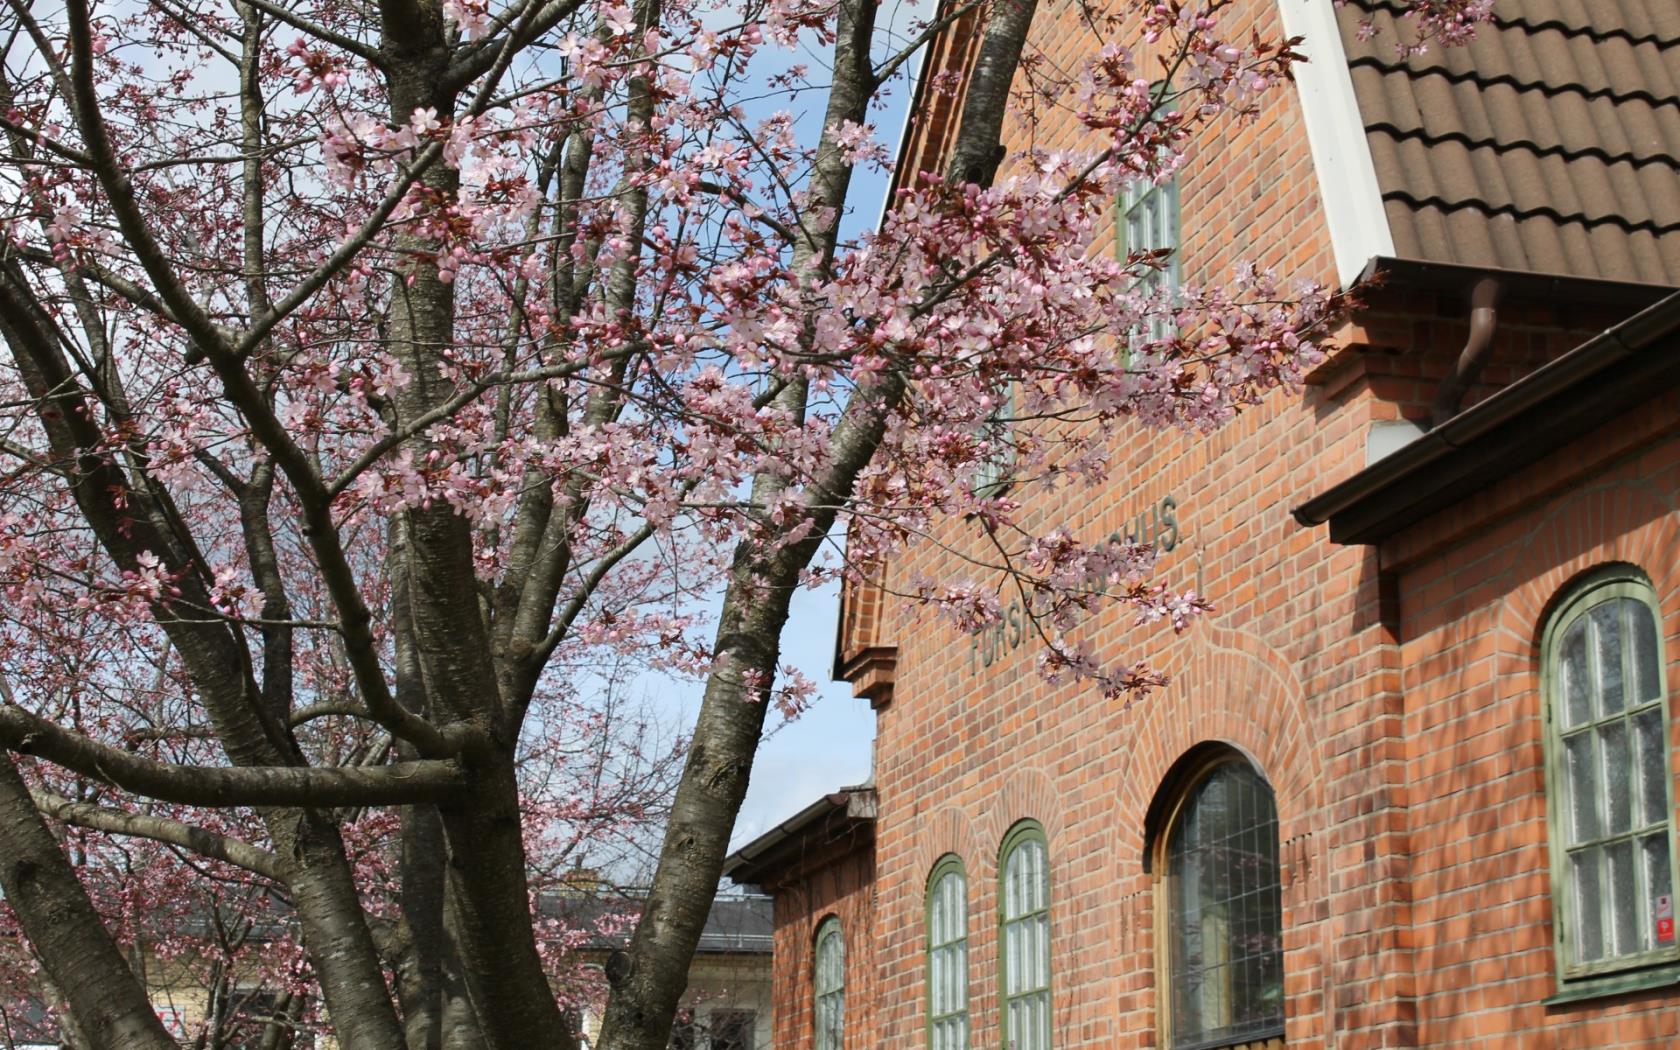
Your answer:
814;917;845;1050
1543;567;1679;985
999;821;1051;1050
1157;754;1284;1049
927;855;969;1049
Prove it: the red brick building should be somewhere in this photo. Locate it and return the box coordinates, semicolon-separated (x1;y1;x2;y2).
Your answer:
725;2;1680;1048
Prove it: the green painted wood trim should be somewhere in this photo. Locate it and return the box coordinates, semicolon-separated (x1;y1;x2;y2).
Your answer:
925;853;969;1050
1543;961;1680;1006
998;819;1052;1050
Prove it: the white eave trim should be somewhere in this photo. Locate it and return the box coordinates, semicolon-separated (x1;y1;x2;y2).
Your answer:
1275;0;1394;288
875;30;929;232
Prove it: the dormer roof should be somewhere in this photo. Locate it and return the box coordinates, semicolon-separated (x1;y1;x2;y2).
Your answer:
895;0;1680;290
1335;0;1680;284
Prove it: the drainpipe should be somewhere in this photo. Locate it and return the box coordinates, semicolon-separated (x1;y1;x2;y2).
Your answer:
1429;276;1502;428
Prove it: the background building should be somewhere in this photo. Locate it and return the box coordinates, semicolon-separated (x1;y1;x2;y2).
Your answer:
572;890;775;1050
729;1;1680;1048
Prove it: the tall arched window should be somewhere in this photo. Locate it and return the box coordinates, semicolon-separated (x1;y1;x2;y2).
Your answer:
814;917;845;1050
1543;567;1679;986
927;855;969;1049
999;821;1051;1050
1157;754;1284;1049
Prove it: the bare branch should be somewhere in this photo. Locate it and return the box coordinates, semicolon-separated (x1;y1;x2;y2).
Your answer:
31;790;286;881
0;705;467;808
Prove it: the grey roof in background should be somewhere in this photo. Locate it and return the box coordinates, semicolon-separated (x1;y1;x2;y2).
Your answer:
544;890;774;956
1340;0;1680;284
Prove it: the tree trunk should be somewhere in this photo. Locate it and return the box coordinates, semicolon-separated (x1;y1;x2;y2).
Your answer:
0;754;177;1050
594;2;1040;1047
439;763;578;1050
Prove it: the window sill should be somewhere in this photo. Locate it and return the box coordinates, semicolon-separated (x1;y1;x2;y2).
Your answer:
1171;1025;1286;1050
1544;961;1680;1007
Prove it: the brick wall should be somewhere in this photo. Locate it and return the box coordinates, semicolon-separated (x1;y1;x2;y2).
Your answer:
761;836;878;1049
1392;388;1680;1048
759;2;1680;1049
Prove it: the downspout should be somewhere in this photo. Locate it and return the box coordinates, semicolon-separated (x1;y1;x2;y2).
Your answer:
1429;276;1501;428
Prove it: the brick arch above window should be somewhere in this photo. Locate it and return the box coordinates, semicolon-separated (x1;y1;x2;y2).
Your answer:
1112;624;1325;871
1494;481;1680;660
976;765;1065;857
909;805;987;888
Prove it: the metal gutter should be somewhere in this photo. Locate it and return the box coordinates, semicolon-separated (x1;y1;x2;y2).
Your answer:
1293;289;1680;544
1357;257;1676;312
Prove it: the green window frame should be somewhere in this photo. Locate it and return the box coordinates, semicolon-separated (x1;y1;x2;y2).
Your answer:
999;820;1051;1050
1542;567;1680;990
973;385;1016;497
1115;175;1181;345
927;855;969;1050
814;916;845;1050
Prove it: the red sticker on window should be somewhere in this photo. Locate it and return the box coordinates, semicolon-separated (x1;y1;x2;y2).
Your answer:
1657;894;1675;946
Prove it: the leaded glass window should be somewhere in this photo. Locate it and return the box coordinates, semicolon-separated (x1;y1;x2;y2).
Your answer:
814;917;845;1050
1544;570;1679;980
927;856;969;1050
1164;759;1284;1050
1000;822;1051;1050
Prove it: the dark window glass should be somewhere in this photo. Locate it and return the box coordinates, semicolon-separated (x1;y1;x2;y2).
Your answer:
815;917;845;1050
669;1012;698;1050
1166;761;1284;1049
711;1009;755;1050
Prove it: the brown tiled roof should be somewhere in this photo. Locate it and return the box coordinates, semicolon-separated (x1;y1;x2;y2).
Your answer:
1339;0;1680;284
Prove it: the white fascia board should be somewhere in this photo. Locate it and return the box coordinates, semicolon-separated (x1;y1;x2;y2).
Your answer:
1275;0;1394;288
875;34;928;233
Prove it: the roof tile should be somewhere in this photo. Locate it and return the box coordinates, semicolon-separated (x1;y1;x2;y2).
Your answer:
1340;0;1680;284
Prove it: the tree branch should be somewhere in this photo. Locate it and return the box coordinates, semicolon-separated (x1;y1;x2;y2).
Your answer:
240;0;385;64
0;753;178;1050
30;790;286;881
0;706;466;808
60;0;236;359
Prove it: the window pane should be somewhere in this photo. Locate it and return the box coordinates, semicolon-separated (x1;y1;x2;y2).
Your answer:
927;866;969;1048
1552;583;1678;974
1572;849;1605;962
1565;731;1601;843
1001;832;1049;1049
815;922;844;1050
1631;601;1662;703
1593;603;1626;716
1603;720;1633;835
1607;837;1639;955
1644;832;1673;949
1560;622;1592;727
1635;706;1669;827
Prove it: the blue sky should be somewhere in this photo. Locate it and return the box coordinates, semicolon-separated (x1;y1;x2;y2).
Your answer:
731;578;877;847
660;8;931;851
724;5;937;848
